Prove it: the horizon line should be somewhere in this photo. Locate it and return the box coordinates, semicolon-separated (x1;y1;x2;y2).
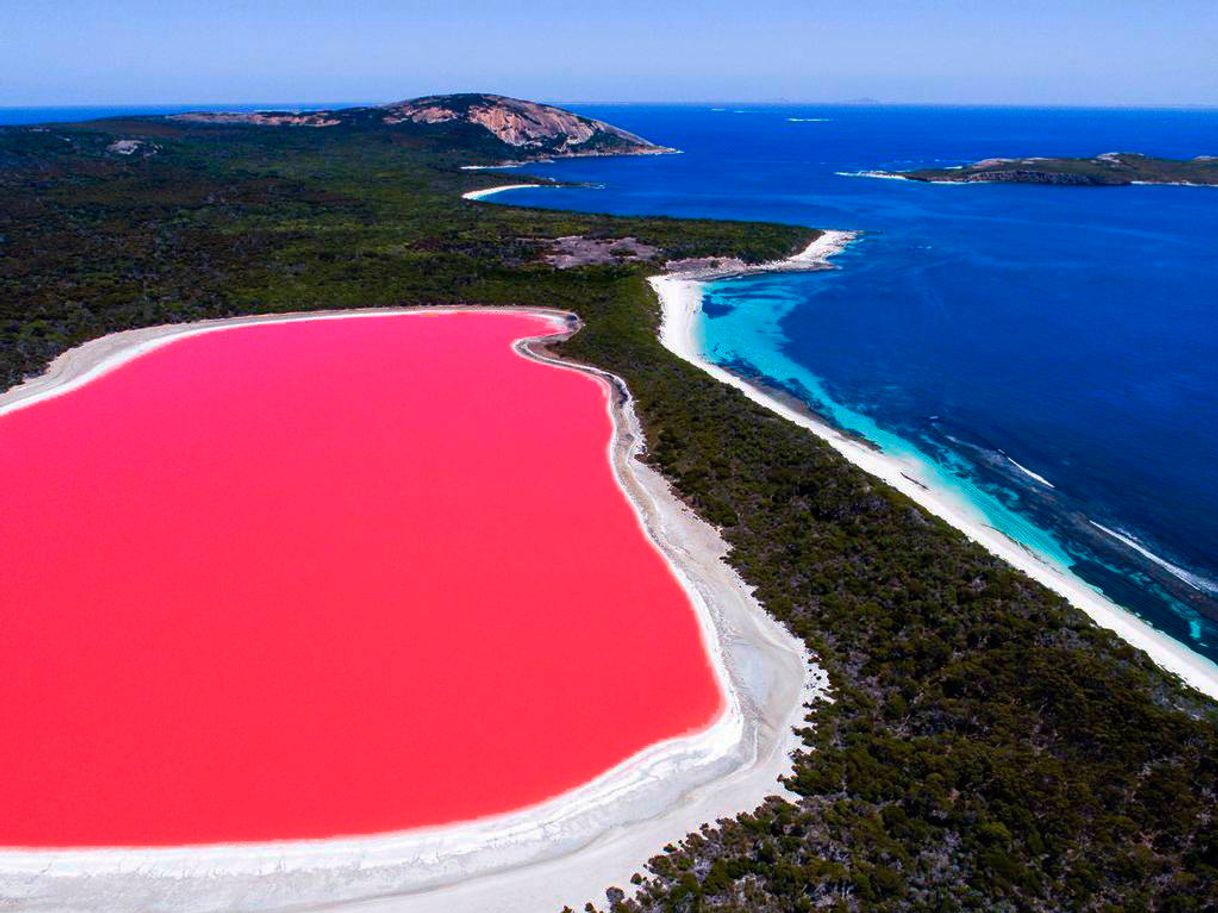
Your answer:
2;99;1217;112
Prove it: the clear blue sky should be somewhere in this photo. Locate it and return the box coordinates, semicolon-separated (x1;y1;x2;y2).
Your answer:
3;0;1216;107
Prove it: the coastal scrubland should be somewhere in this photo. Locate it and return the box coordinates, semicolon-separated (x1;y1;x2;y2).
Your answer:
1;114;1216;912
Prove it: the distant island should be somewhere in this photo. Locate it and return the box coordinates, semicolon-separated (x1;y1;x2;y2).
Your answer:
874;151;1218;185
164;92;672;161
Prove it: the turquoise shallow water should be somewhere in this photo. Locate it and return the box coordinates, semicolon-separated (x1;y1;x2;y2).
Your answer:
697;267;1078;571
483;105;1218;662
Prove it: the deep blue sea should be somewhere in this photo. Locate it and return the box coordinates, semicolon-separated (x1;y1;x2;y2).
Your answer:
5;103;1217;663
493;105;1218;663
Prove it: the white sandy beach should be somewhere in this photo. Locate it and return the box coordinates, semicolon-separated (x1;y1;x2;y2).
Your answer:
651;234;1218;701
0;308;822;913
460;183;540;200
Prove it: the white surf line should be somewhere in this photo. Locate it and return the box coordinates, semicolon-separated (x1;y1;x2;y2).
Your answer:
834;171;982;185
1090;522;1218;597
1129;181;1218;188
651;236;1218;700
834;170;911;181
1005;455;1055;489
460;183;542;201
0;307;820;913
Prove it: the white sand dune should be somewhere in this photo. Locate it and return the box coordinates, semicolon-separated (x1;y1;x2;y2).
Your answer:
0;307;822;913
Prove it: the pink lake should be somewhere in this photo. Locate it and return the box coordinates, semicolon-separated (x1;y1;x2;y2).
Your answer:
0;311;723;847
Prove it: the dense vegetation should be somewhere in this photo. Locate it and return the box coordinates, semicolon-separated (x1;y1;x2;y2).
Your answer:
892;152;1218;185
2;115;1216;912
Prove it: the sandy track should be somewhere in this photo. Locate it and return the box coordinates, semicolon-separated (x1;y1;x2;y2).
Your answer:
0;307;822;913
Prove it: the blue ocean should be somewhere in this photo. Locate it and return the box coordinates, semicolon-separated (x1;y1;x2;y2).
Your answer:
494;105;1218;664
5;104;1218;664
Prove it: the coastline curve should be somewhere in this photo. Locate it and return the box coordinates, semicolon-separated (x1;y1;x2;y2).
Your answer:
651;235;1218;700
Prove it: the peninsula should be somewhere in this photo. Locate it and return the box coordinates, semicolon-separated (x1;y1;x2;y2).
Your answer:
881;151;1218;185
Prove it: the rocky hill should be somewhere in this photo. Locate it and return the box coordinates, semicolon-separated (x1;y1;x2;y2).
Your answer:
167;93;671;160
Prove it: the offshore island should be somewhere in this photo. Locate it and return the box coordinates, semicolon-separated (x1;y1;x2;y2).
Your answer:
872;151;1218;185
1;94;1217;913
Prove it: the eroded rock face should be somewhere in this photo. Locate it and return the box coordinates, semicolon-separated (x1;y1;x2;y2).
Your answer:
469;101;596;149
382;93;664;154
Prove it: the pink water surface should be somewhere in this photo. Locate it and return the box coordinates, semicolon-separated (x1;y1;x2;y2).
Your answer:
0;311;722;847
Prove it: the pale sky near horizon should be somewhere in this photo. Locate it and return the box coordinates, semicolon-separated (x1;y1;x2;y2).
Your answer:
3;0;1216;108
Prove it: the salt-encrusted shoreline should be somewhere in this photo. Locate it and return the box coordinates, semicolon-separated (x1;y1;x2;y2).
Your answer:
651;237;1218;700
0;308;822;913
